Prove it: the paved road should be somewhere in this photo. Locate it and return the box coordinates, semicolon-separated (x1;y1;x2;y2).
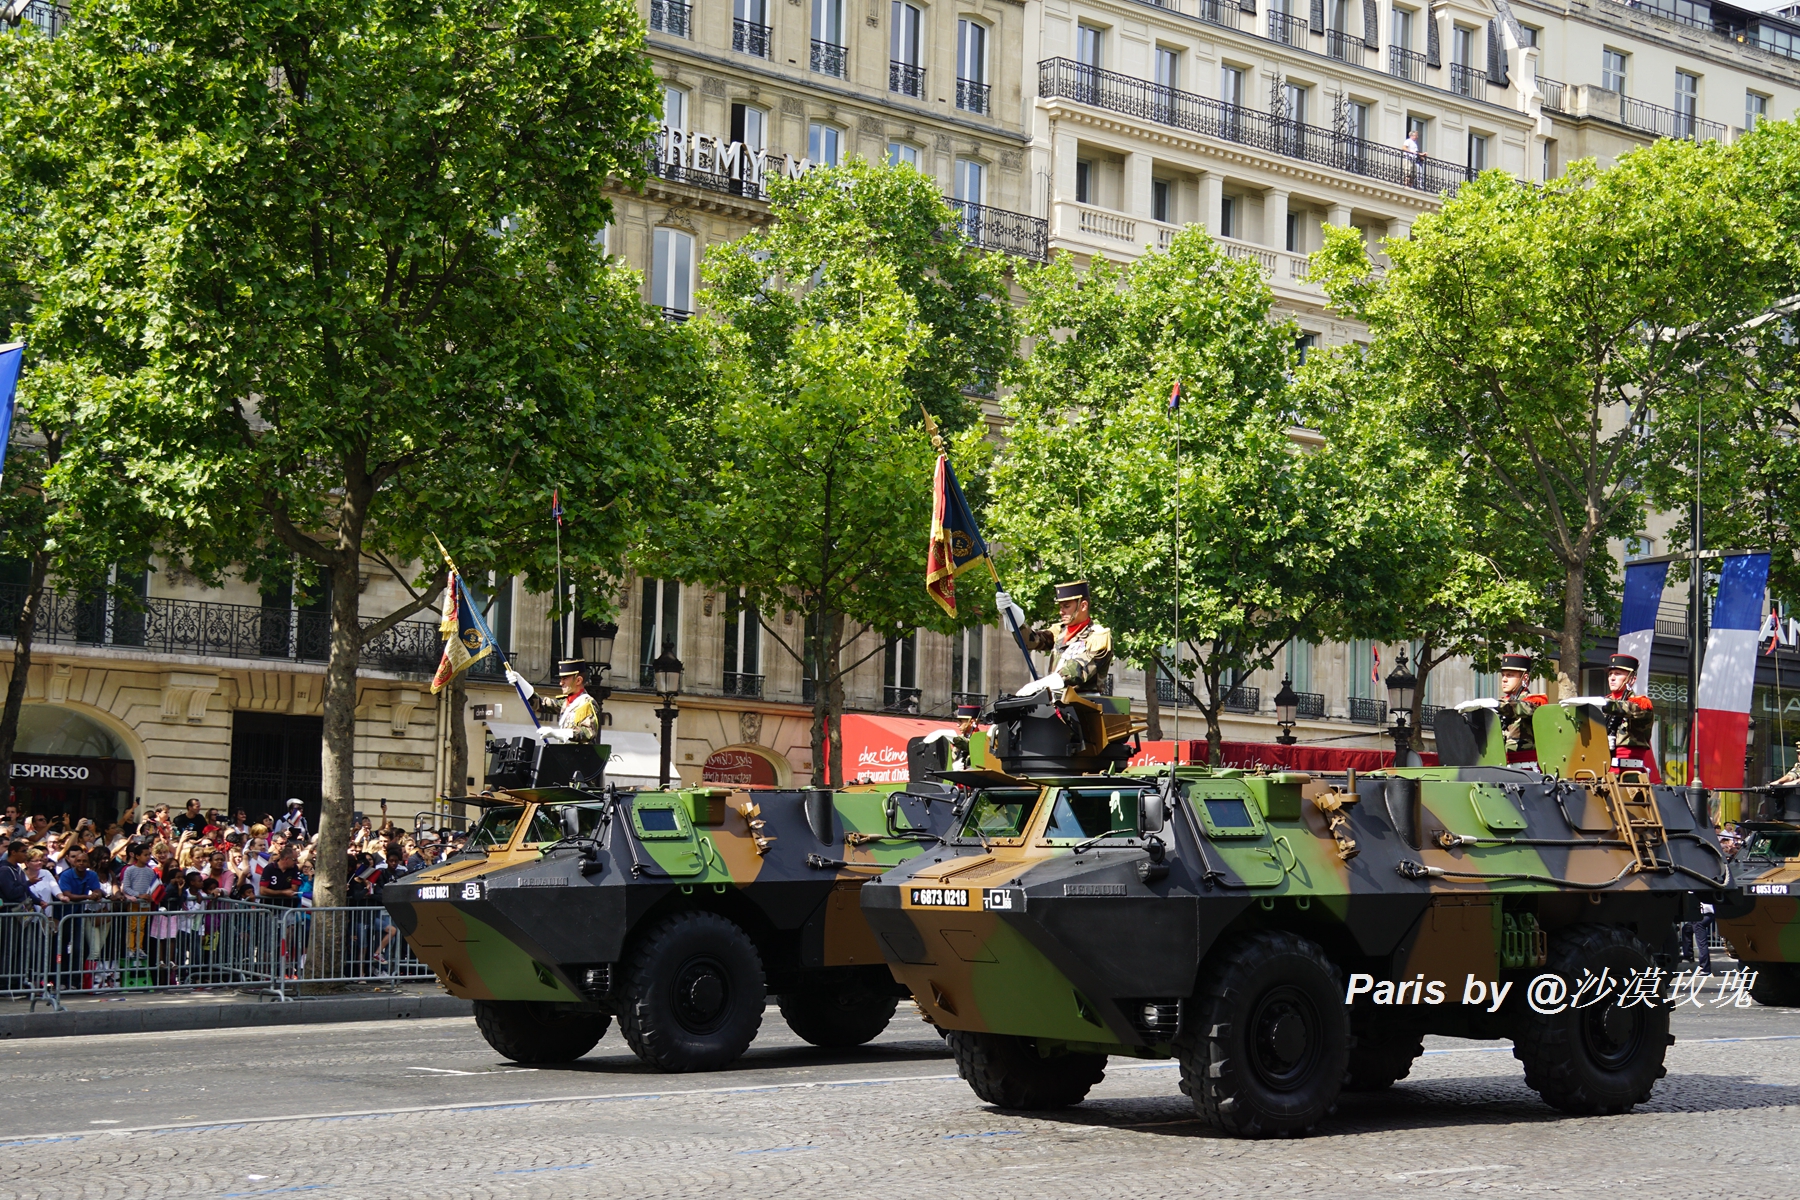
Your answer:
3;1001;1799;1199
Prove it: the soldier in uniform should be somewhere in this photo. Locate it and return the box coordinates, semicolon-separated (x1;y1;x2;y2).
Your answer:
923;702;986;771
1601;653;1658;779
1003;581;1114;697
1457;652;1546;768
554;659;600;744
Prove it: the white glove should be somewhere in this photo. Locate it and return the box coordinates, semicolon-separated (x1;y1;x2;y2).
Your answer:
1015;672;1065;698
1560;696;1611;708
994;589;1028;631
1456;698;1501;712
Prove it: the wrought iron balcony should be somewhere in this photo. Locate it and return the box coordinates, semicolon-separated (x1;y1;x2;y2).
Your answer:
1040;59;1474;196
1621;94;1727;142
950;690;987;712
0;584;483;678
1419;703;1444;730
883;685;922;713
948;199;1050;262
659;306;692;323
811;39;847;78
956;77;990;114
1325;29;1367;63
647;152;768;201
1348;696;1388;726
649;0;690;37
1448;62;1487;97
1539;76;1567;111
1388;46;1427;84
733;18;771;57
1195;0;1243;29
890;60;925;97
1223;685;1260;715
721;671;764;698
1294;691;1326;720
1268;9;1309;45
6;0;67;38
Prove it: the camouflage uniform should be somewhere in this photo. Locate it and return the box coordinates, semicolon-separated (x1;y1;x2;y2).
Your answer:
1602;653;1656;776
1023;619;1114;694
1500;695;1546;763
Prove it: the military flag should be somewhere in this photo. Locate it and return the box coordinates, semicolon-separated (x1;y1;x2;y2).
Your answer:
925;452;992;618
0;342;22;484
431;569;500;693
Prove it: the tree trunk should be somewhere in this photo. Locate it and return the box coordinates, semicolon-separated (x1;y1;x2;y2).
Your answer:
1144;653;1164;741
1202;663;1224;766
315;554;363;912
0;549;51;792
1555;562;1586;701
827;612;845;787
447;671;469;798
809;608;829;788
1411;639;1436;736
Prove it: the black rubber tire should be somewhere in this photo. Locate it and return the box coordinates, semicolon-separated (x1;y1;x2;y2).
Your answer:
1344;1025;1425;1092
945;1030;1107;1109
472;999;610;1064
778;987;899;1048
1177;931;1348;1138
617;911;766;1072
1749;963;1800;1007
1513;924;1670;1115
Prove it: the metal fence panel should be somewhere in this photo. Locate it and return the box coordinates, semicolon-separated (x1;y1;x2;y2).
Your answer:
0;910;58;1010
271;905;436;999
52;900;280;997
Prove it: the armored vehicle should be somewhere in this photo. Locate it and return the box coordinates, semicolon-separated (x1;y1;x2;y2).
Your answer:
863;697;1732;1137
1715;785;1800;1005
385;779;958;1072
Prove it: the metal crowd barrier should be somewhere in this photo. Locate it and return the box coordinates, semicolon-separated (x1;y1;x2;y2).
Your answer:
0;909;59;1010
266;904;435;999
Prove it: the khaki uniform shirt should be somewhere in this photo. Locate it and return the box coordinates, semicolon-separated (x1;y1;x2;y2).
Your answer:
1024;619;1114;692
559;691;600;743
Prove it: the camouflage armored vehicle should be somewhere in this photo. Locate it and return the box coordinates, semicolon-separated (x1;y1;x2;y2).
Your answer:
385;779;958;1072
863;696;1732;1137
1715;785;1800;1005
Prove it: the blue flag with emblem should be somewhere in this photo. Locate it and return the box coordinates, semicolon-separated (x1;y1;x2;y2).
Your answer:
0;343;22;485
431;570;500;693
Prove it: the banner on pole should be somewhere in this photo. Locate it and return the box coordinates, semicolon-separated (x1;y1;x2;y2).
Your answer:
1694;552;1771;790
1617;558;1671;696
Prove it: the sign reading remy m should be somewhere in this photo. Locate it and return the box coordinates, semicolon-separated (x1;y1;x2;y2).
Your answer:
656;125;817;190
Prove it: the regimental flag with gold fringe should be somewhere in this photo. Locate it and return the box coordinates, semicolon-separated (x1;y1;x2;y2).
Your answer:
925;451;992;618
431;570;498;693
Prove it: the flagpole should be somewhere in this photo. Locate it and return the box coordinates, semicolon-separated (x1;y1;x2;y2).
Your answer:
554;487;566;660
1170;382;1180;764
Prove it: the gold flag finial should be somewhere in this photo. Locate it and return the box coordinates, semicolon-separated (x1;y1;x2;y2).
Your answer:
920;405;947;455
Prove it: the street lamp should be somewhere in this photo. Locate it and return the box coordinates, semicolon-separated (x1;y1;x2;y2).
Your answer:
652;646;684;789
1384;647;1418;764
1274;675;1299;746
580;622;619;727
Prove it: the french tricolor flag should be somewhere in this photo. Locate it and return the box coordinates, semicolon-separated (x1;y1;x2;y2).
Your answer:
1694;552;1771;790
1617;558;1670;695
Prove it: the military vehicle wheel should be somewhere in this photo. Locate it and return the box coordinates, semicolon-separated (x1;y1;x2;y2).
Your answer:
1749;963;1800;1007
1344;1026;1424;1091
945;1031;1107;1109
1514;924;1669;1115
1178;931;1348;1138
778;987;899;1048
618;911;766;1072
472;1000;611;1064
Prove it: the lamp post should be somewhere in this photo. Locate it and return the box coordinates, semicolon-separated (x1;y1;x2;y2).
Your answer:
1274;675;1299;746
580;622;619;727
1384;647;1418;765
652;647;684;789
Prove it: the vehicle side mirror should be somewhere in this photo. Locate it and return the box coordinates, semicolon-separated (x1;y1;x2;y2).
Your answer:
1138;790;1167;836
561;807;583;839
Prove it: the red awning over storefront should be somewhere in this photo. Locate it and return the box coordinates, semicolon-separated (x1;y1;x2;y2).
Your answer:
830;714;959;784
1129;739;1438;773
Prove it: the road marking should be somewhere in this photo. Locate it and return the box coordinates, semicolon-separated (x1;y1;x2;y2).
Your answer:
405;1067;480;1076
1386;1165;1513;1181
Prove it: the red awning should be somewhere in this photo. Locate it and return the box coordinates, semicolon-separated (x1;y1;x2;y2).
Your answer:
829;714;959;784
1130;739;1438;772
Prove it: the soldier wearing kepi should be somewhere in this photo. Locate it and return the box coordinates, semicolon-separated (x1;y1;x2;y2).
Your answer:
1005;581;1114;697
950;702;984;770
1602;653;1659;779
1496;653;1548;770
553;659;599;744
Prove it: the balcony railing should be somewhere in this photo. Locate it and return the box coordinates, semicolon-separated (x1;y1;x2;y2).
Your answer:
733;18;771;57
883;685;922;713
1223;685;1260;715
951;690;987;712
1325;29;1368;63
1389;46;1427;84
722;671;764;698
1448;62;1487;96
0;585;471;677
649;0;690;37
659;306;692;323
956;77;991;114
1294;691;1326;720
890;60;925;97
1195;0;1243;29
812;39;847;77
950;199;1050;262
1041;59;1473;196
1348;696;1388;726
1419;703;1445;730
1621;94;1727;142
648;153;768;201
1539;76;1567;111
1268;9;1309;45
7;0;67;37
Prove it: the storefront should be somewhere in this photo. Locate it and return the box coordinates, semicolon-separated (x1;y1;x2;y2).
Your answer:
6;705;138;826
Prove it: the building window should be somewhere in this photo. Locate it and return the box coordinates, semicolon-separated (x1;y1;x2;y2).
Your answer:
1076;23;1104;68
1282;82;1306;124
1220;194;1237;238
731;103;767;151
884;630;919;712
891;1;923;96
1406;114;1429;155
1295;331;1319;362
808;122;841;167
953;627;984;704
1220;64;1244;106
1391;5;1413;50
1467;132;1488;171
1675;70;1698;136
1452;24;1474;66
1285;211;1300;253
663;85;687;130
955;158;986;205
468;575;513;653
1285;640;1313;695
888;141;921;169
638;579;681;687
1747;90;1769;130
651;227;694;317
723;590;762;696
1075;158;1093;203
812;0;846;75
1519;24;1539;46
1152;179;1171;223
1347;100;1369;142
1155;46;1179;90
1542;137;1557;180
957;19;989;113
734;0;771;57
1602;49;1627;94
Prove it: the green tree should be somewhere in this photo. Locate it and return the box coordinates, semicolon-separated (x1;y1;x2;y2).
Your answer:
641;160;1012;785
5;0;673;906
992;230;1432;764
1311;142;1774;694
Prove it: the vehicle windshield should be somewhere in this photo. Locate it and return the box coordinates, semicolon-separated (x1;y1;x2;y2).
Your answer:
1745;830;1800;861
959;788;1041;839
1042;786;1143;842
523;804;606;845
467;805;527;850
